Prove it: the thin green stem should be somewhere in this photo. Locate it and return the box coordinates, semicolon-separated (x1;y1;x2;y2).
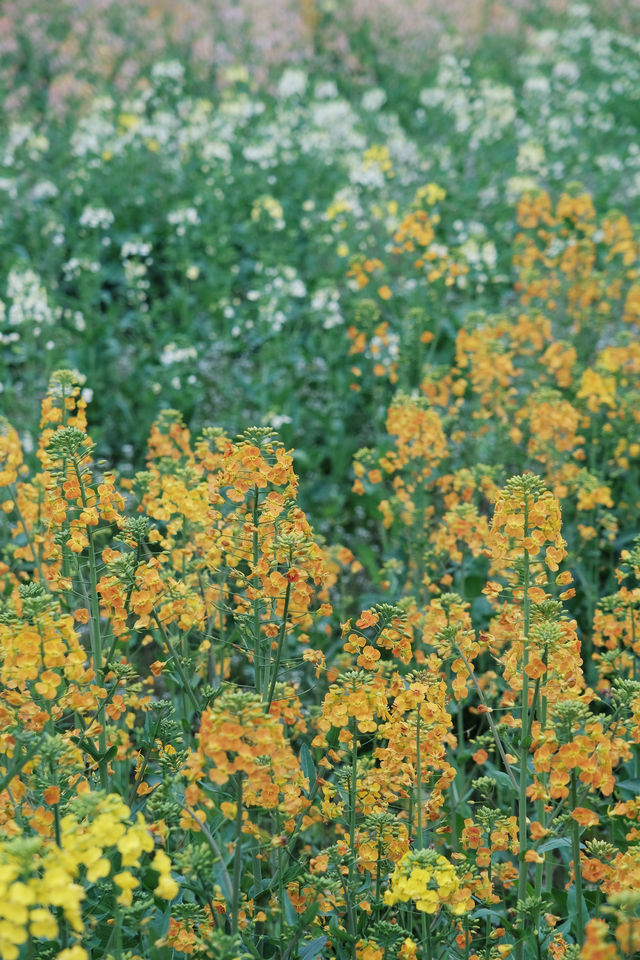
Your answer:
422;913;430;960
0;734;46;795
570;771;585;947
375;830;383;917
74;458;108;790
516;497;532;960
231;773;244;935
128;716;162;805
535;648;549;899
453;642;518;791
252;487;263;695
266;578;292;709
178;802;234;902
8;483;47;586
416;708;423;846
347;714;358;954
151;609;199;711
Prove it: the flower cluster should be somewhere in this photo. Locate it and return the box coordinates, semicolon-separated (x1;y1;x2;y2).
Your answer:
0;794;176;960
384;849;472;915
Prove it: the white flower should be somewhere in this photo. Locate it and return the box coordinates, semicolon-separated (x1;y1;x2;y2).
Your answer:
523;75;551;98
553;61;580;84
517;142;547;173
79;206;115;229
29;181;59;201
482;242;498;270
160;343;198;366
7;267;54;327
277;69;307;98
266;413;292;429
167;207;200;227
151;60;185;83
314;81;338;100
506;176;539;202
361;88;387;112
419;87;446;108
121;240;152;259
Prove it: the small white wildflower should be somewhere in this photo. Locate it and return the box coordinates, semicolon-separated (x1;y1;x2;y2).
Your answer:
517;142;546;173
314;81;338;100
29;181;59;201
277;68;307;98
79;206;115;229
160;343;198;366
361;88;386;112
151;60;185;83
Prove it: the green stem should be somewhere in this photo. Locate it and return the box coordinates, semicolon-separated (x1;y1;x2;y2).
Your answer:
453;642;518;791
347;714;358;954
179;802;234;902
0;734;46;795
114;900;123;960
74;458;108;790
632;613;640;779
231;774;244;935
416;708;423;846
375;830;383;916
266;578;292;709
252;487;263;695
516;499;531;960
570;771;585;947
276;813;284;946
128;716;162;805
151;609;199;711
8;483;47;587
535;649;549;899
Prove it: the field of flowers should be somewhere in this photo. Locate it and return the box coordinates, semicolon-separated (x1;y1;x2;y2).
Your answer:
1;1;640;959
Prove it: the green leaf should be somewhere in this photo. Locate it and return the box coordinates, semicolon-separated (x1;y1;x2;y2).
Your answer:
283;890;298;927
71;736;100;762
538;837;572;854
300;743;316;795
299;936;328;960
615;778;640;794
492;770;518;793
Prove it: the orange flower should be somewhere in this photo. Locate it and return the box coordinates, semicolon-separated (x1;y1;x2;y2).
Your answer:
43;786;60;805
570;807;599;827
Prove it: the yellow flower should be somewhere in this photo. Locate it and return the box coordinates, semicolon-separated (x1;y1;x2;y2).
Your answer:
155;873;179;901
57;947;89;960
113;871;139;907
29;907;58;939
384;849;471;915
117;820;153;866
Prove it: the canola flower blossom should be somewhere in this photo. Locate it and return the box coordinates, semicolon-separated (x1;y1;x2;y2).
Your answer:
384;849;472;915
0;794;177;960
